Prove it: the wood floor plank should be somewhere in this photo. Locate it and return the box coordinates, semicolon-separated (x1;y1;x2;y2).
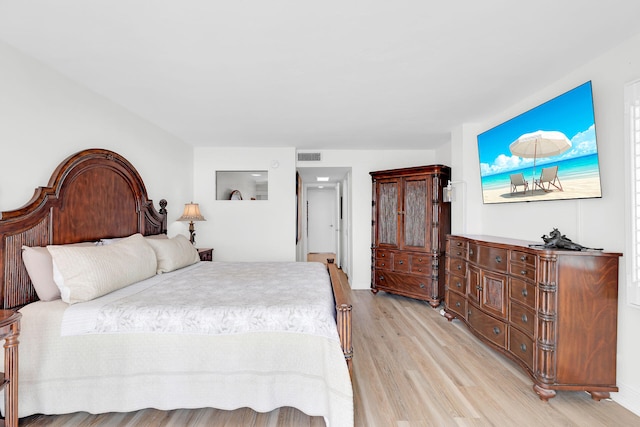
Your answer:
19;264;640;426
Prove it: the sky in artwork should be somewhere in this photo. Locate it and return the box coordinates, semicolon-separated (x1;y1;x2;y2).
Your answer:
477;81;599;177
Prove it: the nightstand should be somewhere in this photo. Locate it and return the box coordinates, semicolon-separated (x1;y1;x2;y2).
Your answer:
0;310;21;427
197;248;213;261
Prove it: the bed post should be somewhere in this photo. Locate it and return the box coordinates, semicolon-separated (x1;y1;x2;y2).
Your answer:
327;261;353;372
159;199;168;234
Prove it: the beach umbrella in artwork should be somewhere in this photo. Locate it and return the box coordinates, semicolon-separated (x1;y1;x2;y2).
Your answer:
509;130;571;191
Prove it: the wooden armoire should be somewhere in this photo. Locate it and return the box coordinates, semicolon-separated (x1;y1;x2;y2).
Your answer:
370;165;451;307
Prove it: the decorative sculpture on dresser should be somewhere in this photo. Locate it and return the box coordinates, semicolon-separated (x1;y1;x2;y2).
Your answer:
532;228;602;251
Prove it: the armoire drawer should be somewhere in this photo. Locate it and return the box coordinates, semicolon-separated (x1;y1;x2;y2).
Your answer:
410;254;432;274
375;257;392;270
393;253;410;272
374;271;431;297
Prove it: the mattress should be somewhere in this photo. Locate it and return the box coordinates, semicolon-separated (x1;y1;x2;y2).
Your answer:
4;261;353;427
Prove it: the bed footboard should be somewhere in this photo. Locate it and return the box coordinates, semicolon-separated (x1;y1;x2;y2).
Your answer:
327;261;353;372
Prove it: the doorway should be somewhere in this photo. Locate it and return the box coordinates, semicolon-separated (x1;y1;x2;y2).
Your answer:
307;187;337;253
296;167;351;276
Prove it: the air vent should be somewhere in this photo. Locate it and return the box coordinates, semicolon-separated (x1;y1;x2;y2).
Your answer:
297;152;322;162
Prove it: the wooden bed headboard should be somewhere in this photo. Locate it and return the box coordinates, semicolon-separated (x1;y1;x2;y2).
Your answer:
0;148;167;309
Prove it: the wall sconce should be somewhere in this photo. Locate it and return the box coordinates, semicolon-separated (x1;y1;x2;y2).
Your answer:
177;202;206;245
443;180;464;203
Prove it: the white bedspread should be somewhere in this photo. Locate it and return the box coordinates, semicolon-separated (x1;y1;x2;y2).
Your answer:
62;261;339;340
5;261;353;427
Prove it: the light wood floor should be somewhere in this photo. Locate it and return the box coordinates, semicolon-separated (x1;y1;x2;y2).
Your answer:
20;257;640;426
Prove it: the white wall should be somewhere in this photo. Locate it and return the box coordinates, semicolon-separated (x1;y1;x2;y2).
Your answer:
192;147;296;261
449;33;640;416
0;41;193;218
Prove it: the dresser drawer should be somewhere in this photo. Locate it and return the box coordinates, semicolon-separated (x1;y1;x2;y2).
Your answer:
446;290;466;320
447;257;467;276
477;246;508;273
410;254;432;274
448;237;467;258
468;304;506;349
509;262;536;282
509;301;536;337
509;326;535;370
468;243;479;264
510;277;536;309
446;272;466;295
393;253;410;272
510;250;536;268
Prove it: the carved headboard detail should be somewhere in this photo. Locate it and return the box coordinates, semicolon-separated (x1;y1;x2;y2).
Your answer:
0;148;167;308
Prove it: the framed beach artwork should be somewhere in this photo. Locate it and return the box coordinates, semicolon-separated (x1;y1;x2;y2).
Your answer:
477;81;602;204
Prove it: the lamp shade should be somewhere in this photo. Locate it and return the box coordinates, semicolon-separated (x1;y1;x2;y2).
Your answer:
177;202;206;222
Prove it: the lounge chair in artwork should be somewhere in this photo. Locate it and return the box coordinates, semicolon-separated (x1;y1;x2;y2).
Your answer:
510;173;529;194
534;165;563;192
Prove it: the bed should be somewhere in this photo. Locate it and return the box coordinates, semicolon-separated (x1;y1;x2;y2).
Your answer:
0;148;353;427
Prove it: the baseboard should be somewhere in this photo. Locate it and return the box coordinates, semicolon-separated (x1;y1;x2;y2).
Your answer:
613;381;640;417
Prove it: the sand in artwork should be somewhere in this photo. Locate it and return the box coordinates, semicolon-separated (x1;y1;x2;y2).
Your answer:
482;175;602;204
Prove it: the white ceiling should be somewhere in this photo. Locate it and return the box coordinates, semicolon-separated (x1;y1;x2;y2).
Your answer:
1;1;639;151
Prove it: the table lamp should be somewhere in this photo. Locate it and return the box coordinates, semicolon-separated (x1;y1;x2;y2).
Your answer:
177;202;206;245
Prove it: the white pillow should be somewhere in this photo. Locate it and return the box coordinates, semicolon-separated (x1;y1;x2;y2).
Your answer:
100;234;168;245
48;233;157;304
145;234;200;273
22;242;97;301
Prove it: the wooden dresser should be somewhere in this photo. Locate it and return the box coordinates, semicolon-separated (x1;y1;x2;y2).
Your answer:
370;165;451;307
444;234;621;401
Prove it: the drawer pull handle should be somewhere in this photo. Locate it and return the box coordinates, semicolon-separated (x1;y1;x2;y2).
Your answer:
521;270;527;275
521;314;528;323
457;265;462;270
381;254;385;257
418;268;423;272
520;343;527;352
456;251;462;256
476;285;482;291
469;249;474;256
419;283;425;289
381;263;385;266
495;256;502;263
379;276;384;281
418;258;423;262
399;260;404;265
455;302;461;307
456;282;461;288
493;326;501;335
520;255;527;261
522;288;528;297
456;242;462;246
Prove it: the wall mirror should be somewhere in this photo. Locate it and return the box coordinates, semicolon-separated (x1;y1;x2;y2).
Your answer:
216;171;268;200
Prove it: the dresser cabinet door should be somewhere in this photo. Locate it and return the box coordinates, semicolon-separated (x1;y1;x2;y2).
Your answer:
467;264;480;305
479;270;508;320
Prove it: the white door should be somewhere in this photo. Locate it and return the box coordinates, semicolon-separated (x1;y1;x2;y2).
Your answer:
307;188;336;253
